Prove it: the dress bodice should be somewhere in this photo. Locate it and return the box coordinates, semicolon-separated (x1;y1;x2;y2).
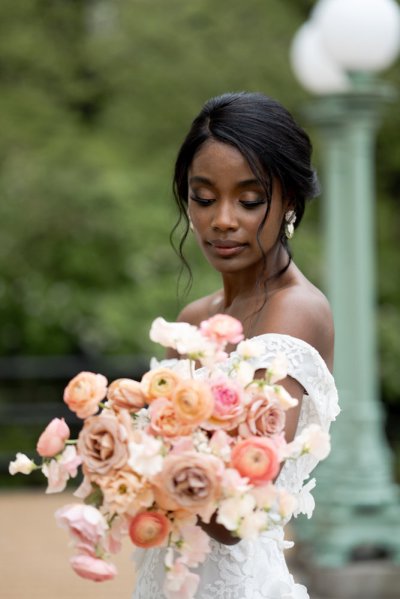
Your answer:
132;334;340;599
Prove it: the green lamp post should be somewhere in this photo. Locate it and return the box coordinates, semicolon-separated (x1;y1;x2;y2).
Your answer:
290;0;400;568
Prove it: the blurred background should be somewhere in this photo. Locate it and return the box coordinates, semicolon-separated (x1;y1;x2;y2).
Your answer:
0;0;399;597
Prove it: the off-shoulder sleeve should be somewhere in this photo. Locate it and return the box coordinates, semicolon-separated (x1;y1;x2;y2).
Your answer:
233;333;340;495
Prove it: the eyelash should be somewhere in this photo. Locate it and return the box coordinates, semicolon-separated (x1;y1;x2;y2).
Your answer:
189;195;266;209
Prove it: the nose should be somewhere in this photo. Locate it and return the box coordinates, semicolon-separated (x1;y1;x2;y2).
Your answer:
211;200;239;231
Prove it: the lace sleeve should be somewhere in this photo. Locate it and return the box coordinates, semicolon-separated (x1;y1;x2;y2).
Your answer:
236;333;340;496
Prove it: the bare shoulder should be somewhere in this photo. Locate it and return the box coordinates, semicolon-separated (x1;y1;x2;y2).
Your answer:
259;281;334;370
176;290;222;327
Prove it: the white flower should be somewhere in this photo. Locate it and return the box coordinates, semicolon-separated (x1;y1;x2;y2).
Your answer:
263;576;309;599
293;478;316;519
273;385;298;410
128;430;163;477
298;424;331;460
267;353;288;384
217;494;255;531
9;453;36;475
237;510;268;539
236;339;264;360
277;489;298;519
150;317;214;357
231;360;256;386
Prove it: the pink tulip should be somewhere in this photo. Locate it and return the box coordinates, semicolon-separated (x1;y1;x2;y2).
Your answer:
70;554;117;582
36;418;70;457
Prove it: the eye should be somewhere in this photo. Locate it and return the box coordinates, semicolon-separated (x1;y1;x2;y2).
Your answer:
189;194;215;206
240;199;267;209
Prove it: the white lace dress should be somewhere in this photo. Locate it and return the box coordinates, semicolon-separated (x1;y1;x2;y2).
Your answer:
132;334;340;599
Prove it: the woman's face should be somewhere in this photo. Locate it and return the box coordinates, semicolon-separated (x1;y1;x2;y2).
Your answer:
187;140;287;275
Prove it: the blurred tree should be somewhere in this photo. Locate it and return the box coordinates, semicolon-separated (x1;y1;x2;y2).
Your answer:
0;0;399;408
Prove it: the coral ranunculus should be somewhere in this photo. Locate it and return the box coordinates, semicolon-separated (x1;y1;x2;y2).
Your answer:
231;437;280;486
64;371;108;419
129;511;170;548
172;380;214;425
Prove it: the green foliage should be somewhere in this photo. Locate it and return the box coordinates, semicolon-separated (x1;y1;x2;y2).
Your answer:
0;0;399;409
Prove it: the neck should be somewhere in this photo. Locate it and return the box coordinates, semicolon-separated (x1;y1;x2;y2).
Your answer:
220;243;291;308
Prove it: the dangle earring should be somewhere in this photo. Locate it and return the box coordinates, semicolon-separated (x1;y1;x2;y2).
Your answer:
284;210;296;239
188;214;194;232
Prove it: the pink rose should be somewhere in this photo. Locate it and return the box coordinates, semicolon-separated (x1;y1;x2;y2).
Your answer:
107;378;147;412
36;418;70;457
153;452;222;520
231;436;280;486
64;371;108;419
77;411;130;476
70;555;117;582
200;314;244;346
203;376;245;431
239;396;285;438
129;511;170;548
163;558;200;599
55;503;108;547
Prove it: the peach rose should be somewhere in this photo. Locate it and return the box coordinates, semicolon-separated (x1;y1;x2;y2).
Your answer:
141;368;180;402
64;371;108;419
231;436;280;486
149;398;195;438
128;511;170;548
200;314;244;346
36;418;70;457
171;380;214;425
153;452;222;518
239;397;285;438
70;555;117;582
77;411;130;475
107;378;147;412
203;376;245;431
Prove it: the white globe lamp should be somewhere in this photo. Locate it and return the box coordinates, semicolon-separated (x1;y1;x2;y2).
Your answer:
313;0;400;72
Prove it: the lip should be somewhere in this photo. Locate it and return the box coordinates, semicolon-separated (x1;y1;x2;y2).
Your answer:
207;239;247;257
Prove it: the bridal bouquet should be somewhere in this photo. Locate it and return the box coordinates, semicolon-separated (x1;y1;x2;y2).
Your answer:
10;314;330;599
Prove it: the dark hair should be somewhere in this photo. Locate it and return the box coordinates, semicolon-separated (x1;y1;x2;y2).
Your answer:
171;91;320;292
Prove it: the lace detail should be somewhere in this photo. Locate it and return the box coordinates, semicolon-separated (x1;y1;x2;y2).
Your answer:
132;334;340;599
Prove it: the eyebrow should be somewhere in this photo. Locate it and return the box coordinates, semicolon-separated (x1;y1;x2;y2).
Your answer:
189;176;262;188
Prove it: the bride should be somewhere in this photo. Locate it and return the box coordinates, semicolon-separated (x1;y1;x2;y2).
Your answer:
132;92;340;598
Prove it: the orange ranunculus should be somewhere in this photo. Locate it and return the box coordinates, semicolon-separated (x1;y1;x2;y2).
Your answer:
141;368;180;402
128;511;170;548
171;380;214;425
231;436;280;486
149;398;195;438
107;378;147;413
64;372;108;419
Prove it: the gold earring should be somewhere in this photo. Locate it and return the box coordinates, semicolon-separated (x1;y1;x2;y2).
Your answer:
188;216;194;232
284;210;296;239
